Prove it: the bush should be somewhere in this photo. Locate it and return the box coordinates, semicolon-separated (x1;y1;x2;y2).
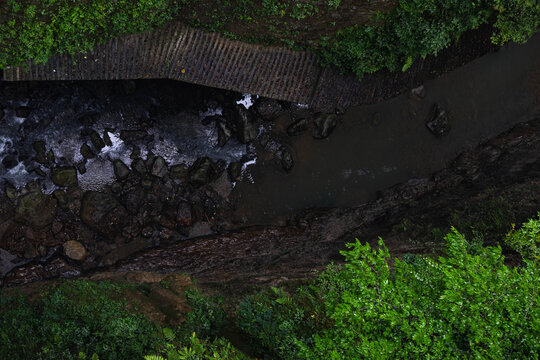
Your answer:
491;0;540;45
236;286;318;359
0;280;162;360
237;219;540;359
318;0;493;76
0;0;179;68
504;212;540;259
181;288;227;339
145;330;249;360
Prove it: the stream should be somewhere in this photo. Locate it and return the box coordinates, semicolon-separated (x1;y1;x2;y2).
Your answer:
0;34;539;286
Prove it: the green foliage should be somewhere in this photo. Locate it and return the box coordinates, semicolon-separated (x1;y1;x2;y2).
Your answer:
318;0;494;76
236;286;318;359
145;332;249;360
504;212;540;259
237;220;540;359
491;0;540;44
0;0;179;69
181;288;227;339
0;280;161;360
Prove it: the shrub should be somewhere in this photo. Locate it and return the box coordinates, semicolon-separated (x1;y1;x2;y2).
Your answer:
237;219;540;359
145;331;249;360
236;286;318;359
0;280;161;360
0;0;179;68
318;0;494;76
504;211;540;259
181;288;227;339
491;0;540;45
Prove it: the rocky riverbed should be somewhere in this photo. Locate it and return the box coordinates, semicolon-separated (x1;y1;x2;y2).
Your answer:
0;79;344;285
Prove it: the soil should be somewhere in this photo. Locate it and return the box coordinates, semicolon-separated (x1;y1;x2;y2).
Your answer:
174;0;396;47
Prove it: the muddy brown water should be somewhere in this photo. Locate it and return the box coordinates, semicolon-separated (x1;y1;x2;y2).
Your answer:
231;34;540;224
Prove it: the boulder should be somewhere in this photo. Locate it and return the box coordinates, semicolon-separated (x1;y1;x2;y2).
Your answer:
188;157;218;186
313;113;337;139
113;159;130;180
411;85;426;99
103;131;113;147
32;141;48;164
280;147;295;172
170;164;188;180
227;161;243;182
80;191;128;239
287;118;309;136
254;98;283;121
120;130;148;143
216;118;232;147
132;158;147;174
176;202;193;227
90;131;105;150
151;156;168;178
80;143;95;159
235;106;257;143
51;166;78;187
15;192;57;228
426;104;451;137
63;240;88;261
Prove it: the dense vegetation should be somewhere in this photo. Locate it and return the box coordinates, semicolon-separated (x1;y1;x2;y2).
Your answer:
1;214;538;359
0;0;179;69
235;215;540;359
1;1;539;76
0;280;234;359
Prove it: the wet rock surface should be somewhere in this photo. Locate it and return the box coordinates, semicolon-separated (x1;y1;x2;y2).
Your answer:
2;113;539;286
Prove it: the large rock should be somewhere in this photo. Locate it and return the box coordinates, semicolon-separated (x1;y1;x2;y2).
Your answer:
216;118;232;147
80;143;95;159
90;130;105;150
313;113;337;139
32;141;47;164
176;202;193;227
280;147;295;172
235;106;257;143
188;157;218;187
132;158;147;174
63;240;88;261
15;192;57;228
80;191;128;239
51;166;78;187
426;104;451;137
254;98;283;121
287;118;309;136
113;159;130;180
151;156;168;178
